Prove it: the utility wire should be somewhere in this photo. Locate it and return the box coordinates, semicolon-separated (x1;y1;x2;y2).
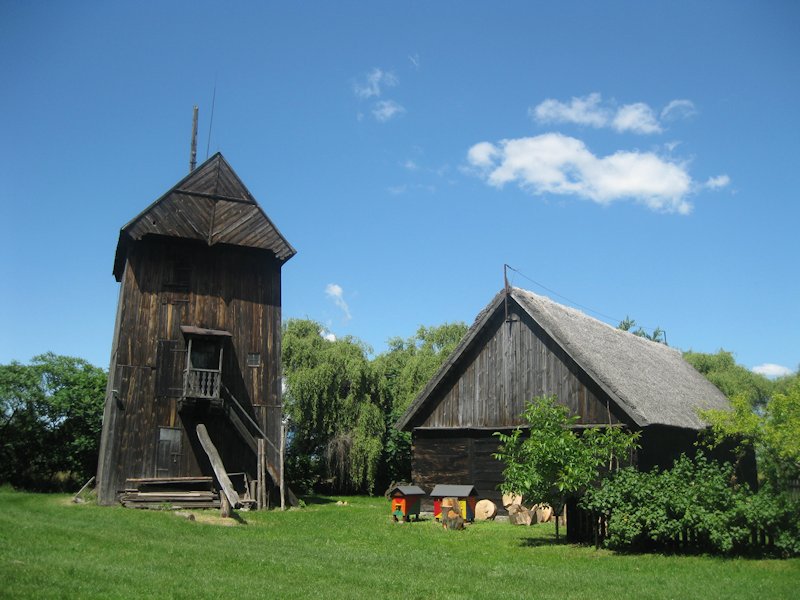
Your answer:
505;264;665;338
205;78;217;159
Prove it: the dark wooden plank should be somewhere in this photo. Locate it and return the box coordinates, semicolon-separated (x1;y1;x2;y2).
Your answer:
196;423;240;508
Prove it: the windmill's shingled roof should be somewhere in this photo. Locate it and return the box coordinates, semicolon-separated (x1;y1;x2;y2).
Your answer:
113;153;295;280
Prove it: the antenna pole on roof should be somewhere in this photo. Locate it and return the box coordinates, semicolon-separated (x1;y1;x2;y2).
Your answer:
206;79;217;159
504;264;510;322
189;105;199;172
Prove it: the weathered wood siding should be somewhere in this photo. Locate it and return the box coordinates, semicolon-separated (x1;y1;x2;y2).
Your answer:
411;431;506;506
412;300;626;429
97;236;282;504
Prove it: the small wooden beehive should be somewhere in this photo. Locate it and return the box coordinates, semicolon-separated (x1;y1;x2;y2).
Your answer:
430;484;478;522
388;485;426;521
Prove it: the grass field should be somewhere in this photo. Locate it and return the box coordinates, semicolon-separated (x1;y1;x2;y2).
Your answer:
0;488;797;599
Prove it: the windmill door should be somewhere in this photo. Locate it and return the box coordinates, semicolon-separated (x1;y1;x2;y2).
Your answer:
156;427;182;477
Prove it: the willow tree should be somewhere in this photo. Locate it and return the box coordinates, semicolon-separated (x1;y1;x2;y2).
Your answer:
373;322;467;485
282;319;384;494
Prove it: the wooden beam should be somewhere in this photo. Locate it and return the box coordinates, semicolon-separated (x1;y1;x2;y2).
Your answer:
225;405;258;454
195;424;240;509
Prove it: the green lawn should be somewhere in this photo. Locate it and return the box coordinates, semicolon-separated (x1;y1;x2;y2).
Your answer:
0;488;797;599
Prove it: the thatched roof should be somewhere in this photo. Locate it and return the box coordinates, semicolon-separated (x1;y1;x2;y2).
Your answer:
113;153;295;280
396;287;729;431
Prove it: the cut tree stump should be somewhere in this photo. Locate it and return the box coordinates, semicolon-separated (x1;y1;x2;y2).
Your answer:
537;504;553;523
475;499;497;521
502;493;523;508
508;503;533;526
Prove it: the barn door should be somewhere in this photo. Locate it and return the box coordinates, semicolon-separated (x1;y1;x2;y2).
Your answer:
156;427;182;477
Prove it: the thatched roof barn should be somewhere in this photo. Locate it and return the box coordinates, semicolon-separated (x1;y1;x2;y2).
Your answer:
396;287;746;534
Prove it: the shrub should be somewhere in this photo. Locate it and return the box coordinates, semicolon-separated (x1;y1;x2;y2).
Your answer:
581;452;800;556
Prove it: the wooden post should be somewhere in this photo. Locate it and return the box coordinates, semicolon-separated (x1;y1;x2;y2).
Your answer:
189;105;198;172
220;492;231;518
72;476;95;503
257;438;264;510
195;424;240;512
280;422;286;511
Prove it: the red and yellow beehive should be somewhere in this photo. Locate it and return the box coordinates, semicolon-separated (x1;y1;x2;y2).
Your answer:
431;484;478;522
388;485;426;521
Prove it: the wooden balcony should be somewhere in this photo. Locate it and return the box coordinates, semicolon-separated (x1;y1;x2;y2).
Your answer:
184;368;222;400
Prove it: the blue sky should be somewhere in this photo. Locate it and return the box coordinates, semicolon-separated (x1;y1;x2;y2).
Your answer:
1;1;798;377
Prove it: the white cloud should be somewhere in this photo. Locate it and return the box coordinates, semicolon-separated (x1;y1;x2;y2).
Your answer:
372;100;405;122
354;68;398;99
613;103;662;134
402;159;419;171
531;93;609;128
661;99;697;121
320;330;337;342
408;53;420;69
467;141;499;167
531;93;695;135
467;133;693;214
705;174;730;189
325;283;352;321
752;363;793;379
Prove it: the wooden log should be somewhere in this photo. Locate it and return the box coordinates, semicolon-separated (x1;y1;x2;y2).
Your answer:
508;506;533;526
506;503;525;515
195;424;240;510
502;493;523;507
475;499;497;521
443;510;465;530
72;476;95;503
221;493;232;518
537;504;553;523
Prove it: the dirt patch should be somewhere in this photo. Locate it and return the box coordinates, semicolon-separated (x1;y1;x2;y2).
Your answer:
180;511;242;527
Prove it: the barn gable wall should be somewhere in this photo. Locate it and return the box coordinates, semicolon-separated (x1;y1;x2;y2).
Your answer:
412;300;628;429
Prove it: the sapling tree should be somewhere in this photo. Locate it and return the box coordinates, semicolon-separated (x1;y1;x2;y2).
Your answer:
493;396;640;539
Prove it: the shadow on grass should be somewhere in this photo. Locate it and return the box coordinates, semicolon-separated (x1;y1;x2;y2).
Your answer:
519;536;571;548
230;512;249;525
300;496;338;506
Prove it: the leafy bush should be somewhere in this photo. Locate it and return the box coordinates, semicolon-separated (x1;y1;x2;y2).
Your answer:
581;453;800;556
0;353;106;490
494;396;640;535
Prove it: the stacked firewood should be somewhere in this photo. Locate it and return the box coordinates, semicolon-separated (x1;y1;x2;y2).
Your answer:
502;493;564;526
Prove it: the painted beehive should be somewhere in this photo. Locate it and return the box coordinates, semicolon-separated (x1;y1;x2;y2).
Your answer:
431;484;478;522
388;485;426;521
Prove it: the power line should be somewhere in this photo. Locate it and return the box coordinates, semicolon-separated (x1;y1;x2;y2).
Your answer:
205;78;217;159
504;264;666;339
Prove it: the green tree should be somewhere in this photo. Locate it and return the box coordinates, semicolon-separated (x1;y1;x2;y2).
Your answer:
0;353;106;490
700;380;800;490
683;349;773;407
617;316;666;344
372;322;467;485
282;319;383;494
493;396;640;538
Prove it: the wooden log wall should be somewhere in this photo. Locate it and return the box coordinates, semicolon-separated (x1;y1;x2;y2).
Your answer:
410;431;507;507
97;236;283;504
415;302;627;429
